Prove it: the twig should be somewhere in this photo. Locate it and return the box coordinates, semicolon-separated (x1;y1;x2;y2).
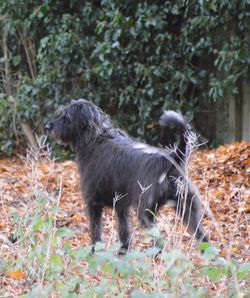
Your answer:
21;122;39;153
39;176;63;288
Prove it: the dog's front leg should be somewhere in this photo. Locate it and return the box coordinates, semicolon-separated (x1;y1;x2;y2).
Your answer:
87;202;103;253
116;208;131;255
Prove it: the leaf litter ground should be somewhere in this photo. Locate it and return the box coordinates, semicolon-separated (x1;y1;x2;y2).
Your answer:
0;142;249;296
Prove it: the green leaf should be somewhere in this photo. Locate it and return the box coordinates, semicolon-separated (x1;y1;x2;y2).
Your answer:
237;262;250;279
33;216;44;232
203;246;219;260
55;227;75;239
207;266;223;282
198;242;211;251
0;100;6;113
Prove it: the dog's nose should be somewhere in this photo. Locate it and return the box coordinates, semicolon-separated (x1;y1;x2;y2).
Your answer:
44;121;54;131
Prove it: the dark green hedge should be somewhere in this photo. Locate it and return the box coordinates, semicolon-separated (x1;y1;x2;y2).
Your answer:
0;0;249;154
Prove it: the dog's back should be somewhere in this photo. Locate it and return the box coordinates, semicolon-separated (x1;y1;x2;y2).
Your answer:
79;127;180;215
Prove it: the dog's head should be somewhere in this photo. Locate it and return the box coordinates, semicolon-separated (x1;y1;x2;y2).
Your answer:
45;99;112;147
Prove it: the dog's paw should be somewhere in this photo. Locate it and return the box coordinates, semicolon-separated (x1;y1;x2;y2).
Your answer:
154;248;162;262
118;246;128;256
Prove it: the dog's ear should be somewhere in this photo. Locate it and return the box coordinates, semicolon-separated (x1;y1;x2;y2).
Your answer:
81;104;96;122
73;99;112;138
75;101;103;141
80;102;101;127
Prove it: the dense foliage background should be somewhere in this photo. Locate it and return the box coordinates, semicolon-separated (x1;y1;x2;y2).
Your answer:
0;0;249;154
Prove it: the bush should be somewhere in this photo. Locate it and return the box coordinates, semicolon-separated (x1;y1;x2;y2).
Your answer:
0;1;249;154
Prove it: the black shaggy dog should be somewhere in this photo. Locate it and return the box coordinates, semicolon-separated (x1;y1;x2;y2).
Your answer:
45;99;208;254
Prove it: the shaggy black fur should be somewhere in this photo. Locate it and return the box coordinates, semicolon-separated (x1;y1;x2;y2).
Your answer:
45;99;208;254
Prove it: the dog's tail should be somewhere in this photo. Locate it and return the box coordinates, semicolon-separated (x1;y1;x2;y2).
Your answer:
159;111;190;164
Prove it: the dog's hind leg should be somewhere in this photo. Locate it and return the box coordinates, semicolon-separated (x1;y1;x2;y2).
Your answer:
138;207;156;229
137;200;165;251
175;189;208;243
166;177;208;243
116;208;131;255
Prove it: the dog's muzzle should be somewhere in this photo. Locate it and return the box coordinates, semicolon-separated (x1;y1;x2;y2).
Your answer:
44;121;61;143
44;121;54;132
